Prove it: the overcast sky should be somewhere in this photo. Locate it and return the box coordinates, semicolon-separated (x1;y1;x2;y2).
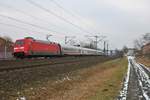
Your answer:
0;0;150;49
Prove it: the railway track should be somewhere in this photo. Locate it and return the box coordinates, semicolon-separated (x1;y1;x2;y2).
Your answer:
0;59;86;72
0;56;107;72
0;56;86;67
0;56;99;65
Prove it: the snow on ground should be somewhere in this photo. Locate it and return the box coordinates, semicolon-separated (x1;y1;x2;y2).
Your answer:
118;56;150;100
139;63;150;72
118;56;132;100
133;61;150;100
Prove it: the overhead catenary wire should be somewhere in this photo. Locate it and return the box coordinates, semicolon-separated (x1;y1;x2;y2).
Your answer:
0;22;61;39
0;22;45;34
0;22;64;42
25;0;93;34
0;14;65;37
0;3;66;31
49;0;95;33
49;0;82;21
0;22;67;41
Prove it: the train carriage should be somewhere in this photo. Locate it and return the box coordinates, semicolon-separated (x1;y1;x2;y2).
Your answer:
60;44;103;56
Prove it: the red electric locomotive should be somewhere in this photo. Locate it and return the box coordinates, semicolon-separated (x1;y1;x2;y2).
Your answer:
13;37;61;58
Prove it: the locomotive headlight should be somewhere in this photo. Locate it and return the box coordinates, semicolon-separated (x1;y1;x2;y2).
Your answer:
20;47;24;49
14;47;24;50
14;47;18;50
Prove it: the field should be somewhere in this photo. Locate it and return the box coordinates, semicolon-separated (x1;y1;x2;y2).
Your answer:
0;57;128;100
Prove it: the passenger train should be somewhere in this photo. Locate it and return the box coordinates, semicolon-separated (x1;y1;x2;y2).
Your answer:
13;37;103;58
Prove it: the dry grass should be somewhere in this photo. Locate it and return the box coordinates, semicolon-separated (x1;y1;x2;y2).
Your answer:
137;56;150;67
16;58;127;100
89;58;127;100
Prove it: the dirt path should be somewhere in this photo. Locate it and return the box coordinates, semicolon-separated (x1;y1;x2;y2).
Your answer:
118;56;150;100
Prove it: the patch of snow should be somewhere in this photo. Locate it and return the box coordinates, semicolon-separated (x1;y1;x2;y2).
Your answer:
118;56;150;100
55;75;71;83
118;56;131;100
139;63;150;72
132;59;150;100
17;96;26;100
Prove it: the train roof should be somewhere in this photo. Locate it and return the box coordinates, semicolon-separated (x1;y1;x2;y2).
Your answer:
15;37;103;53
16;38;59;45
60;44;103;52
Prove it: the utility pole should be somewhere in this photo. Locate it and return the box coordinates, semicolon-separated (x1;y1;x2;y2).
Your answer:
86;35;106;50
95;36;98;50
104;41;109;56
4;39;7;59
110;50;113;56
65;36;68;44
107;43;109;56
103;41;106;54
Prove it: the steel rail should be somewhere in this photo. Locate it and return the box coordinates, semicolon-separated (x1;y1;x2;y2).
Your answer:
0;57;100;72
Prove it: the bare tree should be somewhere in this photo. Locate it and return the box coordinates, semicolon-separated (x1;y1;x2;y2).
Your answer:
3;36;13;50
122;46;128;54
134;39;143;50
134;33;150;50
115;49;124;57
3;36;13;44
143;33;150;43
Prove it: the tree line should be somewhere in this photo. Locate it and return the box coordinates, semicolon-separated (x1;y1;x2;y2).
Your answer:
134;33;150;50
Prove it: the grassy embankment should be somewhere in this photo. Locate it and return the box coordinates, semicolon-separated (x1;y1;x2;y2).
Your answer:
89;58;128;100
137;56;150;67
13;58;128;100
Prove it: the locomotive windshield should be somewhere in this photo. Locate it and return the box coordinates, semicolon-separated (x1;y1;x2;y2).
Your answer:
15;40;24;46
